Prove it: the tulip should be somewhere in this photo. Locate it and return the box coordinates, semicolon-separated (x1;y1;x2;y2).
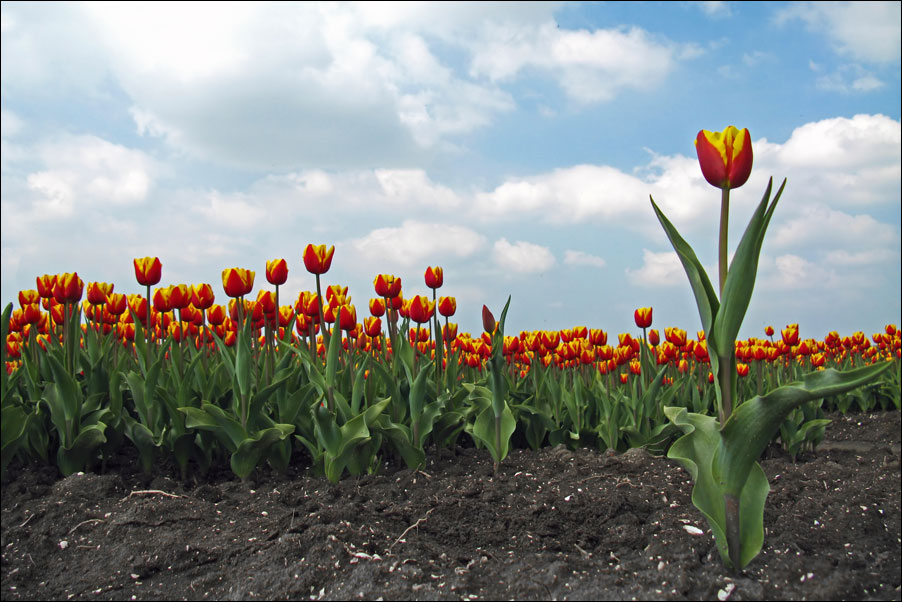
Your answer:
104;293;127;316
695;126;753;191
634;307;653;329
665;327;687;348
424;266;443;289
168;284;191;310
192;284;215;310
134;257;162;287
408;295;434;324
339;304;357;332
589;328;607;347
364;316;382;338
86;282;113;306
648;329;660;347
222;268;255;298
374;274;402;298
266;258;288;286
369;298;386;317
303;244;335;275
18;290;40;307
50;272;83;304
153;287;172;313
781;324;800;347
482;305;496;334
36;275;57;299
438;296;456;318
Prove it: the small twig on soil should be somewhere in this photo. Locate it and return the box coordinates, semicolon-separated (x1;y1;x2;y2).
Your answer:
128;489;183;499
18;513;35;528
68;519;103;535
387;509;434;553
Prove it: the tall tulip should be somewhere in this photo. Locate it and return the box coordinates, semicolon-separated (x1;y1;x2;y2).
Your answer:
134;257;162;346
695;126;753;296
304;244;335;344
222;268;255;299
424;266;443;289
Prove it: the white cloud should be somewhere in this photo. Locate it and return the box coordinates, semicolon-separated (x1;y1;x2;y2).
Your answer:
761;114;901;205
191;190;268;232
626;249;685;287
469;22;683;103
769;254;841;290
769;204;899;251
374;169;462;209
492;238;556;274
349;220;486;271
25;135;156;217
564;250;607;269
695;1;733;18
1;108;24;138
775;2;901;64
815;63;886;93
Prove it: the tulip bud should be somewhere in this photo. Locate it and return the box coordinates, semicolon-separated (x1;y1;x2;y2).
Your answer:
482;305;496;334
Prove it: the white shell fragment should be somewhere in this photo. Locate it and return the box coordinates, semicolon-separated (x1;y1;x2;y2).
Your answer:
717;583;736;601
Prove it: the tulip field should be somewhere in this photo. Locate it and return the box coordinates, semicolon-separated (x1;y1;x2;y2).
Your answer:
3;251;899;484
2;126;900;597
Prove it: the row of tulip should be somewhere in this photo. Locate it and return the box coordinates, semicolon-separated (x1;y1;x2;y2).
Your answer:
3;253;898;481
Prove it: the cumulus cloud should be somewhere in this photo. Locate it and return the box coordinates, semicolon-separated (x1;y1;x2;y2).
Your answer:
625;249;685;287
493;238;556;274
775;2;901;64
349;220;485;271
25;135;156;217
469;22;685;103
564;250;607;269
769;204;899;252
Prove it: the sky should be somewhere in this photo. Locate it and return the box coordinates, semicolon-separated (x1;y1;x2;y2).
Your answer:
2;1;900;342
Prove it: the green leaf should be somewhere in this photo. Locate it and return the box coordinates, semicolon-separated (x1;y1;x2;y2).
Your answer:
230;424;294;479
1;405;29;476
664;406;768;570
470;403;516;465
57;423;107;477
712;178;786;353
180;404;248;453
235;315;253;399
716;363;891;499
649;196;721;355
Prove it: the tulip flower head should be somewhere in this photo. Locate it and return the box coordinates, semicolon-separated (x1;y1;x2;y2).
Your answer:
695;126;753;190
374;274;402;298
424;266;443;289
303;244;335;275
222;268;255;298
266;258;288;286
134;257;163;287
634;307;653;329
438;296;457;318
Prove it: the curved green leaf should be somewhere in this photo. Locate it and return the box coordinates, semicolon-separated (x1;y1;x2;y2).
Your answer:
649;196;721;356
230;424;294;479
712;178;786;352
664;406;768;570
716;362;891;499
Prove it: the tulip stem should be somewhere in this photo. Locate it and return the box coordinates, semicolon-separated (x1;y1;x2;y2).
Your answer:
719;187;730;297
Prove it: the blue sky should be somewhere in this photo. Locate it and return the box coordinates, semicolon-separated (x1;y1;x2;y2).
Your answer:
2;1;900;341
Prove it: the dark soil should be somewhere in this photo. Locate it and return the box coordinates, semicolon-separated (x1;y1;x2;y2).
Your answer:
2;411;900;601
